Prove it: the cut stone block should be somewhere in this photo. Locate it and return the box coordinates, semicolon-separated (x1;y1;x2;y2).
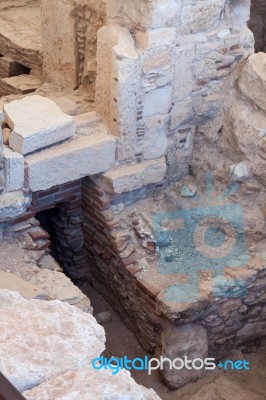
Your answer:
0;271;45;300
94;157;166;194
25;134;116;192
0;74;42;96
3;145;24;192
143;86;172;118
4;95;75;155
0;56;29;78
239;52;266;113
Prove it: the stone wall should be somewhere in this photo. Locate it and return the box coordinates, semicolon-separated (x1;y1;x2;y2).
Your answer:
41;0;106;89
96;0;254;181
249;0;266;52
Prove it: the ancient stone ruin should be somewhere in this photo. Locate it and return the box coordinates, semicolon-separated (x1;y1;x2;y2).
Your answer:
0;0;265;399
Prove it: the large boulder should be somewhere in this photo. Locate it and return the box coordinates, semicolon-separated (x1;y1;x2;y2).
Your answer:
23;367;161;400
0;290;105;392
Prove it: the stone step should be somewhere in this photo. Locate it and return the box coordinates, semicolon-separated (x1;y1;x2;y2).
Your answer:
0;1;42;73
25;133;116;192
0;74;42;96
0;55;30;78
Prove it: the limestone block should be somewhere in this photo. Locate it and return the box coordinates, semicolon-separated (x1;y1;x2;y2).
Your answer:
170;98;193;130
94;157;166;194
0;271;45;300
25;134;116;192
23;367;162;400
0;191;30;222
143;115;168;160
143;86;172;118
190;377;263;400
0;74;42;96
181;0;225;34
0;290;105;392
3;145;24;192
239;52;266;113
109;29;140;138
95;25;125;122
136;28;176;49
107;0;180;29
30;269;86;304
4;95;75;155
142;46;172;75
74;112;102;135
173;44;195;102
160;323;208;389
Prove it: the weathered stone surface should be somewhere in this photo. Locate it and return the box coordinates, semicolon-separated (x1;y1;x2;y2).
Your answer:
25;133;116;192
0;271;45;300
94;158;166;194
23;367;161;400
3;145;24;192
143;86;172;118
181;0;225;33
0;290;105;392
239;52;266;113
0;2;42;72
0;191;30;222
160;323;208;389
30;268;88;307
5;95;75;155
0;74;42;96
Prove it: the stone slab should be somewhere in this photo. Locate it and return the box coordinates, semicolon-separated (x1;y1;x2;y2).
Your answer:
23;366;162;400
0;271;45;300
0;290;105;392
25;133;116;192
3;145;24;192
5;95;75;155
0;74;41;96
94;157;166;194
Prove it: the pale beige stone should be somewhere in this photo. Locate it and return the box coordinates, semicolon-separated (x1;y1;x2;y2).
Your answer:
23;367;162;400
30;269;87;306
94;158;166;194
25;133;116;192
0;271;45;300
0;290;105;392
239;52;266;113
3;145;24;192
181;0;225;33
5;95;75;155
0;74;41;96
